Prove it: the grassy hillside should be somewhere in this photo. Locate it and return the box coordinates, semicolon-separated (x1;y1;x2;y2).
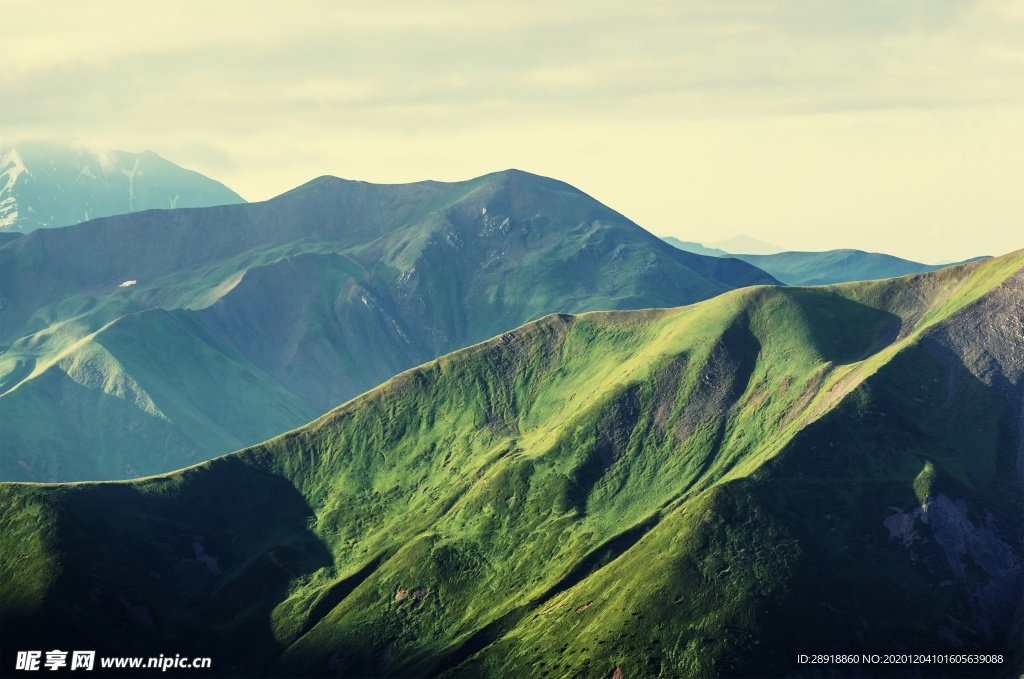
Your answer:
1;309;316;481
0;170;777;482
2;252;1020;677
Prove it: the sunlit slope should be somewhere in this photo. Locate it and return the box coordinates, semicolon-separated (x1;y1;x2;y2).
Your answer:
0;309;316;480
1;252;1020;678
0;169;776;481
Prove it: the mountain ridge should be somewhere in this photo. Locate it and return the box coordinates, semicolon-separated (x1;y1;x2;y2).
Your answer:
662;236;991;285
2;250;1019;677
0;169;778;481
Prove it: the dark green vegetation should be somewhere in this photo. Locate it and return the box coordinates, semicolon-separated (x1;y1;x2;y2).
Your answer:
662;238;989;286
2;252;1021;678
0;141;245;233
0;169;775;481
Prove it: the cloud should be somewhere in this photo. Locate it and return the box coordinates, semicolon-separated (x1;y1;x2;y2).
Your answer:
0;0;1020;262
4;1;1020;132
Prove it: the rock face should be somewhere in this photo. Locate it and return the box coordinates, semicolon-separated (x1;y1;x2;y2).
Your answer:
0;141;244;233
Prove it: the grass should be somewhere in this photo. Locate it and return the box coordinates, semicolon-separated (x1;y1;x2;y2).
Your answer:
0;250;1020;677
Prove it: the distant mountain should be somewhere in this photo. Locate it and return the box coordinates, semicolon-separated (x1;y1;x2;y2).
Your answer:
0;169;777;481
660;236;729;257
731;249;989;285
662;238;988;285
2;252;1020;677
705;233;784;254
0;141;245;233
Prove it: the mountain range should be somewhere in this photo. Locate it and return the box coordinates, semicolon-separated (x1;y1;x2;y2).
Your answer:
662;237;988;286
2;250;1020;678
0;170;776;482
0;141;245;233
661;237;731;258
703;234;784;255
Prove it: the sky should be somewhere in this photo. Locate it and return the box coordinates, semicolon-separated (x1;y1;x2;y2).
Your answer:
1;0;1021;263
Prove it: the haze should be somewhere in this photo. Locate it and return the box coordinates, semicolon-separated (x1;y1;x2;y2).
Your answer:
1;0;1021;263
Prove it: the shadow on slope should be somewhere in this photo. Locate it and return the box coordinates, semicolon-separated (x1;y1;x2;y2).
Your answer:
4;259;1020;677
463;336;1021;679
0;458;334;677
747;342;1023;677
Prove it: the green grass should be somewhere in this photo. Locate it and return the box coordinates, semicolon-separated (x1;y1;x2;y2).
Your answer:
0;250;1020;677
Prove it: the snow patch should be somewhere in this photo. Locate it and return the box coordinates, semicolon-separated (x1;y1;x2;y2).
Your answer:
0;148;30;228
120;157;140;211
0;209;17;228
1;147;29;192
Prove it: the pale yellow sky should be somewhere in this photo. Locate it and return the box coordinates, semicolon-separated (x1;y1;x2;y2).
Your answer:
1;0;1021;262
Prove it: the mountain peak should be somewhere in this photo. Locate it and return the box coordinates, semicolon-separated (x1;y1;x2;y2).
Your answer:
483;167;583;193
0;141;245;233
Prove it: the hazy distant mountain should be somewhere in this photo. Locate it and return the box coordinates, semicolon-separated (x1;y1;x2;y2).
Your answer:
660;236;729;257
0;169;777;481
705;234;785;254
663;238;988;285
3;252;1019;677
0;141;245;233
732;249;989;285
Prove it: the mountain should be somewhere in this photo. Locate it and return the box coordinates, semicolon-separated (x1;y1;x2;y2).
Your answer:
0;169;777;482
705;234;784;254
729;249;990;286
2;251;1020;678
660;236;729;258
0;141;245;233
662;238;989;286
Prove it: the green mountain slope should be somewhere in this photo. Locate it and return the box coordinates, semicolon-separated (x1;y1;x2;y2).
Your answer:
0;170;777;481
662;239;990;286
1;309;316;481
2;252;1020;678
